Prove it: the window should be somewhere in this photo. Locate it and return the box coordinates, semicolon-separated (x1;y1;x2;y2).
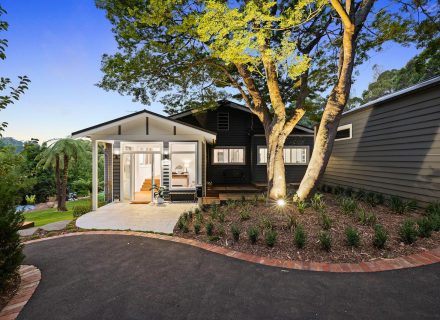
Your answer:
217;112;229;131
335;124;352;141
213;147;245;164
257;146;308;165
169;142;197;189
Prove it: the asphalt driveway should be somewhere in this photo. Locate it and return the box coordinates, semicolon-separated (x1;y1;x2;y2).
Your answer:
20;235;440;320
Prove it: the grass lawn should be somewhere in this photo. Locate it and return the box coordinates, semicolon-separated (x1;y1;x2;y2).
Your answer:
23;198;91;227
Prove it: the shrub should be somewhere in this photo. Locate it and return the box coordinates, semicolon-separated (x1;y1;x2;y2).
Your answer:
265;229;277;247
311;193;325;211
182;221;189;233
73;203;92;218
195;211;204;224
206;221;214;236
177;217;185;230
399;220;418;244
294;225;306;249
286;214;297;231
389;196;417;214
216;224;225;236
365;192;383;207
373;224;388;249
210;204;219;219
231;224;240;242
320;213;331;230
296;200;307;214
345;227;360;247
358;208;377;226
334;185;345;196
208;235;220;242
25;194;36;205
193;222;201;235
340;197;357;215
239;207;251;221
417;217;433;238
182;211;190;222
218;210;225;223
194;207;201;215
429;214;440;232
319;231;332;251
248;226;259;244
355;188;366;201
344;187;354;197
260;217;273;230
426;201;440;216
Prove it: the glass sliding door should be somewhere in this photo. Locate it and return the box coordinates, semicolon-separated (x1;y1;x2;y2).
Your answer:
169;142;197;189
122;154;134;201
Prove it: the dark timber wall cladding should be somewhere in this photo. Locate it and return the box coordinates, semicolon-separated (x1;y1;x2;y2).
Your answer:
104;143;113;202
113;154;120;200
322;85;440;206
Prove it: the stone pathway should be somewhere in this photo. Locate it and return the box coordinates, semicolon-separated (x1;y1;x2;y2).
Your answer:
18;220;71;237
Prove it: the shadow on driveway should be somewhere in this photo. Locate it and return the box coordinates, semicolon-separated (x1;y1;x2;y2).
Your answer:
20;234;440;320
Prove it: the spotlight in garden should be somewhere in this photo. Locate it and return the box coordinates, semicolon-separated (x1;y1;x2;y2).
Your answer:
276;199;286;207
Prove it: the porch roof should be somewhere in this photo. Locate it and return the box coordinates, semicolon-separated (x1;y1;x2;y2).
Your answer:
71;109;217;141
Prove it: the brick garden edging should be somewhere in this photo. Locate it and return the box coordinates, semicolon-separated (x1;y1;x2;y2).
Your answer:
0;265;41;320
25;231;440;273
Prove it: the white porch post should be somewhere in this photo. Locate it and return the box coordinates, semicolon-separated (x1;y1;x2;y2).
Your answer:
92;139;98;211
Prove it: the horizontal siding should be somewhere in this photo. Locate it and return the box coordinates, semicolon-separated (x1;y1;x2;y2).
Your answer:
323;85;440;206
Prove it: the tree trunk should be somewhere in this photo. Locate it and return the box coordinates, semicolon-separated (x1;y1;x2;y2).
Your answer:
266;137;287;199
58;155;69;211
296;24;356;201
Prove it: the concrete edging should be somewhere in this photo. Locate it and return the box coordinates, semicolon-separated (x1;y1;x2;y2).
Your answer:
0;265;41;320
24;231;440;273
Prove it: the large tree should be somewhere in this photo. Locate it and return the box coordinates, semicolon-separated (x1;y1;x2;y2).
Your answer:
97;0;435;200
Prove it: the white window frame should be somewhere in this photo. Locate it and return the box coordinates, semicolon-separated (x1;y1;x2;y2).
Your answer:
257;146;310;165
335;123;352;141
212;147;246;165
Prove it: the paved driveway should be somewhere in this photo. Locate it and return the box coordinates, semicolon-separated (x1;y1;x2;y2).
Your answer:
20;235;440;320
76;202;197;233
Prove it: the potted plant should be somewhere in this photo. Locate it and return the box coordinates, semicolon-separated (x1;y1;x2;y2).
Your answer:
151;185;168;204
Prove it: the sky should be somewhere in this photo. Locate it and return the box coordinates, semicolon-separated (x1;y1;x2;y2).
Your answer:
1;0;420;142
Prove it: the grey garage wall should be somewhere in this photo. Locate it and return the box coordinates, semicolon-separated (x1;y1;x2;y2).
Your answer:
322;84;440;206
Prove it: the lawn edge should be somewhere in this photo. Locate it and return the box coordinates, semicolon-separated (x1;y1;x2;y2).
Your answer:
24;231;440;273
0;265;41;320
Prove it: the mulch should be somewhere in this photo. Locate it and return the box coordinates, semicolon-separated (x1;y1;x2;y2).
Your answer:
174;194;440;263
0;272;20;312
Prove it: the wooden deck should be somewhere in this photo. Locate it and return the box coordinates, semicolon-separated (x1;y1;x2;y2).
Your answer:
202;184;265;204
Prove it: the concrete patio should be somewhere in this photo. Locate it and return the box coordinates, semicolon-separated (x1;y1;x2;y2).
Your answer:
76;202;197;234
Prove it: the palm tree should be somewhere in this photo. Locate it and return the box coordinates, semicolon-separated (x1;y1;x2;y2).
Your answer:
37;138;88;211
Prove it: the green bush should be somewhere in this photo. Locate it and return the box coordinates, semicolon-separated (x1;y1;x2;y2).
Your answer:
345;227;360;247
260;217;273;230
365;192;384;207
73;203;92;218
334;185;345;196
429;214;440;232
319;231;332;251
210;204;219;219
373;224;388;249
265;229;277;247
239;207;251;221
25;194;36;205
399;220;418;244
294;225;306;249
208;235;220;242
231;224;240;242
206;221;214;236
344;187;354;198
417;217;433;238
358;208;377;226
296;200;307;214
286;214;297;231
218;210;225;223
389;196;417;214
182;221;189;233
320;213;331;230
248;226;259;244
355;188;366;201
426;201;440;216
340;197;357;215
193;221;201;235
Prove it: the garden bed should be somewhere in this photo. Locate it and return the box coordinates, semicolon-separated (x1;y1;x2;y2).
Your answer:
0;272;20;311
174;192;440;263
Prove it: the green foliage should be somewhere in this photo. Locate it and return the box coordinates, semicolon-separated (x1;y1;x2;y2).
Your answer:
264;229;277;247
344;187;354;198
358;208;377;226
177;217;185;230
399;220;418;244
217;210;225;223
260;216;273;230
319;212;331;230
426;201;440;216
231;224;240;242
318;231;332;251
239;206;251;221
345;227;360;247
417;217;433;238
372;224;388;249
206;220;214;236
182;221;189;233
193;221;201;234
72;203;92;218
389;196;417;214
210;204;219;220
25;194;36;205
296;200;307;214
293;224;306;249
286;214;297;231
428;214;440;232
248;226;259;244
216;224;225;236
208;235;220;242
340;197;357;215
311;193;325;211
355;189;366;201
334;185;345;196
365;192;384;207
